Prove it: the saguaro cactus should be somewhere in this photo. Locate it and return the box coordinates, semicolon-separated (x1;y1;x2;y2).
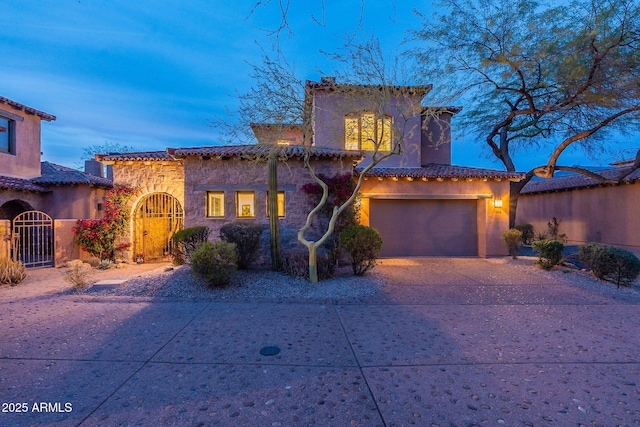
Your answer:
268;153;281;270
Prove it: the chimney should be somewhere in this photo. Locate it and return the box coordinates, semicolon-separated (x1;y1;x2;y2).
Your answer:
84;159;104;178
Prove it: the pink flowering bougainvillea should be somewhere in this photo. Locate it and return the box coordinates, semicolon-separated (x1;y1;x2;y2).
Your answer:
72;185;138;260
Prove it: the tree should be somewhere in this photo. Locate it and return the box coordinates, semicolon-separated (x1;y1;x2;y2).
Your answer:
413;0;640;226
215;40;426;283
75;141;136;169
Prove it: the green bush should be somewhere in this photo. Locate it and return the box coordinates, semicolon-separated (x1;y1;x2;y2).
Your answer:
172;226;210;262
220;221;264;269
502;229;523;259
190;241;238;287
339;225;383;276
0;258;27;285
532;239;564;270
280;251;334;281
514;223;535;245
579;243;640;287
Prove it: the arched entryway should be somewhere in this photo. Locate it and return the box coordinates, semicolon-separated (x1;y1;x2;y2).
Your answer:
0;199;34;221
133;193;183;262
12;210;54;268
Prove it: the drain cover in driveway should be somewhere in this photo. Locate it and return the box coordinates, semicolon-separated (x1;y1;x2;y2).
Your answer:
260;346;281;356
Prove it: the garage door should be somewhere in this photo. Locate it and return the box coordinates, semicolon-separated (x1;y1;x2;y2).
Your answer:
369;199;478;257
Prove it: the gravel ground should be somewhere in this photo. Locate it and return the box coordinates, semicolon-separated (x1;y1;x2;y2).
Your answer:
488;255;640;302
69;255;640;302
82;264;387;301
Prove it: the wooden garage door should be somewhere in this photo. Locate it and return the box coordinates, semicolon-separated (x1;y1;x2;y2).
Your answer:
370;199;478;257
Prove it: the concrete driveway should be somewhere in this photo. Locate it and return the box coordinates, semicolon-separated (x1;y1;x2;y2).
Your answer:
1;258;639;426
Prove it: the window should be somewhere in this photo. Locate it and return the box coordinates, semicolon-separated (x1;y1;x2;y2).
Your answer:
267;191;285;217
206;192;225;217
345;112;392;152
0;116;14;154
236;191;255;217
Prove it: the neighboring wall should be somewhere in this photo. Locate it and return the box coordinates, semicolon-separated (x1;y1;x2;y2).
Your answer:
44;186;109;219
517;183;640;250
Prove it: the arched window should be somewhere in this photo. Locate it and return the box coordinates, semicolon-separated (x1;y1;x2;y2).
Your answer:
345;112;392;152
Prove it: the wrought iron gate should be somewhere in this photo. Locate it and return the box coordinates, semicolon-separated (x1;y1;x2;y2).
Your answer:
134;193;183;261
12;210;54;268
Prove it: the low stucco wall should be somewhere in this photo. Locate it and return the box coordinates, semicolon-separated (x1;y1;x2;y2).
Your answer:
0;219;10;259
517;183;640;250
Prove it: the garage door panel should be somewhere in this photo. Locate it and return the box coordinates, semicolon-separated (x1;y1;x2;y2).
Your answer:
370;199;478;257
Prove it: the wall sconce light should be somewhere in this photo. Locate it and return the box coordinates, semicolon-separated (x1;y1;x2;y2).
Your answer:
493;197;503;209
97;203;103;211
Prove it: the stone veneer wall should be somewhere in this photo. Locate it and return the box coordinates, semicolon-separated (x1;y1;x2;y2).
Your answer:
183;156;353;264
109;159;185;261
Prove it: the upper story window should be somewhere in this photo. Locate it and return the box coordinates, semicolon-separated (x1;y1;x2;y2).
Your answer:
345;112;392;152
0;116;15;154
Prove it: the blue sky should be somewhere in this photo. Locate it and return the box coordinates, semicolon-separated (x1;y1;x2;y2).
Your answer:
1;0;637;171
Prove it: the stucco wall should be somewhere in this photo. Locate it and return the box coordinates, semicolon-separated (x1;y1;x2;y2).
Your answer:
517;183;640;250
360;177;511;257
44;186;109;219
0;107;42;178
0;219;10;259
312;89;424;168
0;191;48;218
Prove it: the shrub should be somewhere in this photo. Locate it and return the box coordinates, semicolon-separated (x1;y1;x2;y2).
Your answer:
172;226;210;262
0;258;27;285
579;243;640;287
339;225;383;276
64;260;93;290
532;239;564;270
280;251;335;281
220;221;264;269
546;217;567;243
502;229;523;259
190;241;238;287
514;223;535;245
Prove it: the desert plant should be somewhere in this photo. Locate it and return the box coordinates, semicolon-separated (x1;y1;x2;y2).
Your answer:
280;251;335;281
0;258;27;285
99;259;114;270
532;239;564;270
339;225;383;276
64;260;93;290
546;217;567;243
579;243;640;287
172;226;210;261
502;229;523;259
190;241;238;287
219;221;264;269
514;223;535;245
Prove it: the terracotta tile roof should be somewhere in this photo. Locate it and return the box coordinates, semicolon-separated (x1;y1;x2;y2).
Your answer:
359;164;526;180
0;175;50;192
522;167;640;194
173;144;363;160
305;79;433;97
32;162;113;188
95;151;175;162
0;96;56;121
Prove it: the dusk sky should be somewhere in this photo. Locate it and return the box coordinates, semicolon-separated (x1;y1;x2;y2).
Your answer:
2;1;637;171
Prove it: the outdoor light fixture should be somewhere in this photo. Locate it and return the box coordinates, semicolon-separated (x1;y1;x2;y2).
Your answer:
493;197;503;209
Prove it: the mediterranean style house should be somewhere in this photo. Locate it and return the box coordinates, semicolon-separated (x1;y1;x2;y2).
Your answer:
99;79;524;263
0;96;111;267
